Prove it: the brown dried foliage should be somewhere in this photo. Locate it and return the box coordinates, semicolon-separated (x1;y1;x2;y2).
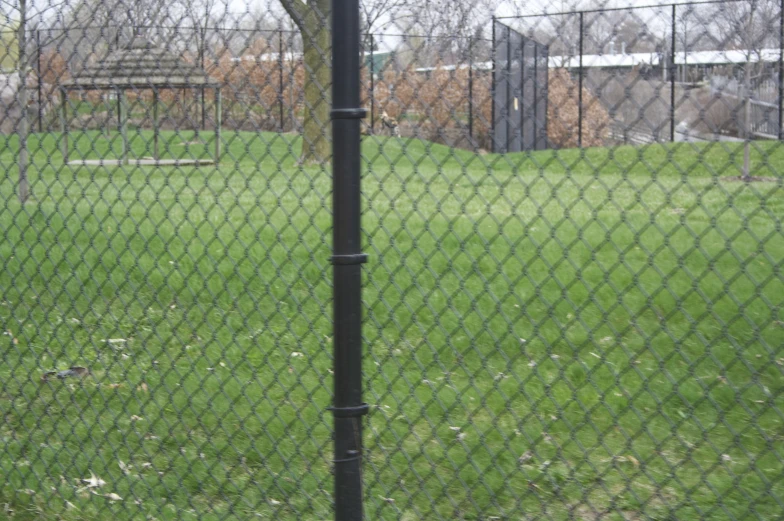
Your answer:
547;69;609;148
372;65;609;149
40;48;608;149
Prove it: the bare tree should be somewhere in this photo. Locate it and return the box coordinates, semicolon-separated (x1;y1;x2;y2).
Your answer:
360;0;407;52
396;0;494;66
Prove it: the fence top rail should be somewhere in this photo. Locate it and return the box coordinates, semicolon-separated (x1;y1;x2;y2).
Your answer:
36;24;302;34
495;0;745;19
35;25;494;44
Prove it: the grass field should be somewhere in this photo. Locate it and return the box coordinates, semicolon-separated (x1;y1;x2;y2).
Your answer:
0;129;783;520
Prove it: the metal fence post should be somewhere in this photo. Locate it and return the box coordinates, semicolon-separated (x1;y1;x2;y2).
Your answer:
36;29;43;133
153;89;159;159
671;3;676;142
468;35;473;143
519;38;524;150
779;0;783;140
215;87;221;160
119;88;128;165
491;16;496;153
60;88;68;162
506;25;512;152
201;25;207;131
369;34;375;133
578;11;584;148
330;0;368;520
279;28;285;130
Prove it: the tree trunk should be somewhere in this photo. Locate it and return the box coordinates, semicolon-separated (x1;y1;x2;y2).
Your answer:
284;0;331;165
17;0;29;203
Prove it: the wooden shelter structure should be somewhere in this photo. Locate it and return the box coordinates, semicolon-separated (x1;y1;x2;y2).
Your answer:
60;36;221;165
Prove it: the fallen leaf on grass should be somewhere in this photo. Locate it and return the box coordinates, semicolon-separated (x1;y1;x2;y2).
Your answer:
103;339;127;348
82;472;106;488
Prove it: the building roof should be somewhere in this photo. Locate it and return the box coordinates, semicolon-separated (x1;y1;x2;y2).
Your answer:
550;52;660;69
63;36;219;89
675;48;782;65
230;51;303;63
414;48;784;73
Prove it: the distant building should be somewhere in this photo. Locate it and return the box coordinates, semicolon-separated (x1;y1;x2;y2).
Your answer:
413;48;784;84
365;51;394;78
230;51;303;64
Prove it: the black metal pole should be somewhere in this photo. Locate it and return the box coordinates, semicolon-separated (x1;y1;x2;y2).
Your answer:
543;44;549;149
201;26;206;131
779;0;783;140
519;39;524;150
491;16;496;153
36;29;42;133
671;3;676;142
279;28;285;130
533;42;538;150
468;36;473;142
506;25;512;152
369;34;375;134
578;12;584;148
330;1;368;521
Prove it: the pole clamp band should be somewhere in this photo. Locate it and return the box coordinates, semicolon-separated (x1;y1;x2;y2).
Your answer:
330;253;368;265
331;108;368;120
328;403;370;418
333;450;362;463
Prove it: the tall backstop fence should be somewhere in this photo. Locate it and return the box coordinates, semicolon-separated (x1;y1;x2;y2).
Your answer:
500;0;784;146
492;19;549;153
1;0;783;520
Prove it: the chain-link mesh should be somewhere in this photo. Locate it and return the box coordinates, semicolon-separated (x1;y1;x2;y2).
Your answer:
1;0;783;519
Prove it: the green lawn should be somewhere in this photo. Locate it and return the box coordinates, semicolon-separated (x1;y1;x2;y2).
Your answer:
0;130;783;520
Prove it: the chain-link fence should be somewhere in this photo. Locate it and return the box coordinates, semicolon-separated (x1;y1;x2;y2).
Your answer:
1;0;784;519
